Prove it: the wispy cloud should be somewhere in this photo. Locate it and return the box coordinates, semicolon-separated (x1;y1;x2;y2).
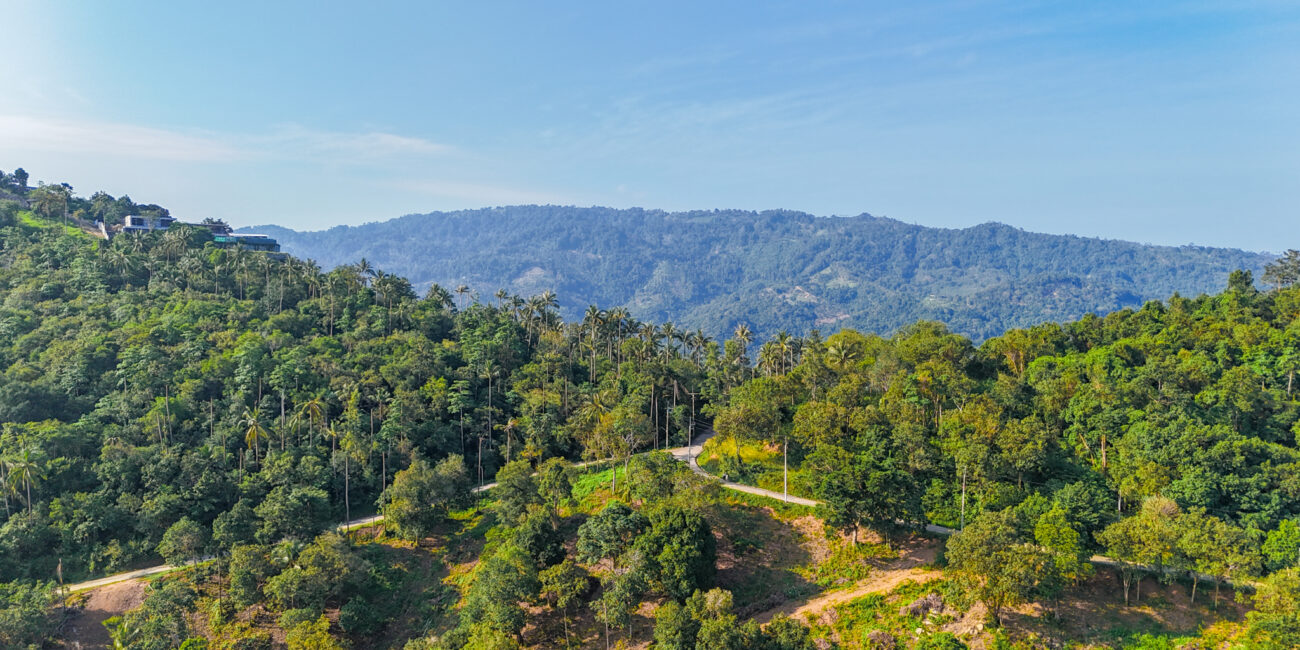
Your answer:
0;114;452;164
260;124;453;160
0;114;242;161
388;179;570;206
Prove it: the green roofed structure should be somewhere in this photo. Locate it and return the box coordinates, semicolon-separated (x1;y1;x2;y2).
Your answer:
213;233;281;253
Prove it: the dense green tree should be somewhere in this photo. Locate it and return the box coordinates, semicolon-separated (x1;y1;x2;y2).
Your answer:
535;457;576;511
212;500;258;552
28;184;70;221
947;509;1051;625
576;501;647;565
761;615;817;650
636;505;716;600
227;543;273;608
1097;497;1181;605
493;459;540;525
0;581;52;649
285;614;348;650
623;452;672;503
157;517;208;566
1247;567;1300;649
652;599;697;650
1263;519;1300;572
712;377;783;468
255;485;331;544
817;449;922;546
539;559;588;646
263;534;367;613
1033;504;1093;595
461;542;540;638
380;454;471;540
513;507;564;568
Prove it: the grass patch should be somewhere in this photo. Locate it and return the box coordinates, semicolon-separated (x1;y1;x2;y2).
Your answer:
698;438;819;500
818;578;957;648
721;489;817;519
352;540;458;646
796;538;896;590
18;210;88;238
572;462;626;509
699;437;779;466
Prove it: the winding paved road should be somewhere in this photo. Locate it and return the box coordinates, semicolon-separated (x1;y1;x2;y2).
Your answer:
65;564;187;594
666;430;818;507
64;432;923;592
69;430;1210;594
666;431;959;537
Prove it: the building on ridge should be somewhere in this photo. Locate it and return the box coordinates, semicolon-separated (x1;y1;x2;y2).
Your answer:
213;233;281;253
120;214;176;233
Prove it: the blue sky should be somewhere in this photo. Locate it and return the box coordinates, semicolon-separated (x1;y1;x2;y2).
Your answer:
2;1;1297;251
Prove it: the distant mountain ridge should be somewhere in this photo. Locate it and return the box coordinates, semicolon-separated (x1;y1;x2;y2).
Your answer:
240;206;1272;341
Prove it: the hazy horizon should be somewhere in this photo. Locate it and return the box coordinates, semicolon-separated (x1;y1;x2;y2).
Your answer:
3;1;1298;251
241;205;1279;255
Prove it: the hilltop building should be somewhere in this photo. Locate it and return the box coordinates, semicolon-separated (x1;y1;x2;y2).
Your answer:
213;233;281;253
110;216;281;253
120;214;176;233
189;219;234;236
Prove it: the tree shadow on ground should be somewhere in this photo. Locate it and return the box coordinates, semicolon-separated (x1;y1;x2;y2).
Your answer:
708;500;819;617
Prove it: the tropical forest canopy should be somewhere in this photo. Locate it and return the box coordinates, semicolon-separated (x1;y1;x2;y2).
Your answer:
1;172;1300;648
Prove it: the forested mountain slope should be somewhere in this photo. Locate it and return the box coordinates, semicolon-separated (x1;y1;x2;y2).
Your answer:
4;193;1300;648
244;206;1273;341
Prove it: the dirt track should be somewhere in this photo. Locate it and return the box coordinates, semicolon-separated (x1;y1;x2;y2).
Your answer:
752;538;942;625
59;579;145;649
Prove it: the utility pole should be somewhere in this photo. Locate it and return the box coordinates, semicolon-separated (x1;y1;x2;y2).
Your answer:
960;467;967;530
783;435;789;502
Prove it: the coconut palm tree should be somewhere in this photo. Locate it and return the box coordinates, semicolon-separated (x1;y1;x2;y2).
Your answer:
324;422;342;456
538;289;559;316
298;396;328;446
0;457;14;517
773;331;792;374
660;322;679;356
159;227;188;263
425;283;456;312
7;447;42;514
502;417;520;462
240;407;270;464
825;340;862;373
733;323;753;357
758;342;781;377
300;259;323;299
103;245;137;285
354;258;373;286
339;430;364;524
689;329;708;368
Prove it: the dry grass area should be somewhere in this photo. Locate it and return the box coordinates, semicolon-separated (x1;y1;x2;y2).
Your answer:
709;501;820;615
760;565;943;627
810;559;1254;649
997;569;1251;648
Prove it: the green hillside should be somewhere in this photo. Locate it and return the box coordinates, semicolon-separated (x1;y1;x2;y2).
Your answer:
244;206;1273;342
1;183;1299;648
